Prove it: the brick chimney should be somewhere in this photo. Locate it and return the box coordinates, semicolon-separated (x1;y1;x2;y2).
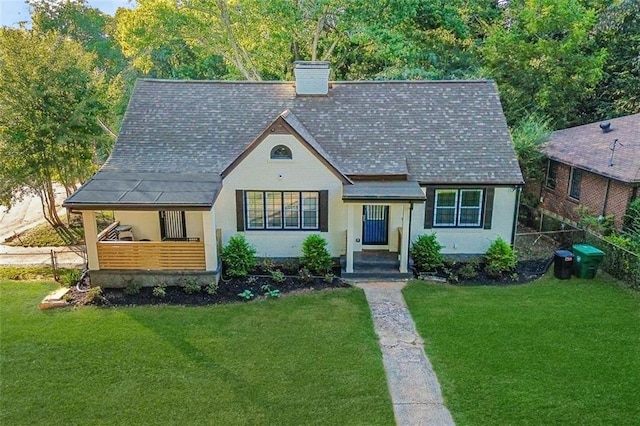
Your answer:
294;61;330;96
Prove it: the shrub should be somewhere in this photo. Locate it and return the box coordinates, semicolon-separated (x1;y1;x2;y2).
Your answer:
152;286;166;298
298;267;312;282
271;269;286;284
123;279;142;295
301;234;332;275
485;236;517;277
410;233;443;272
324;273;336;284
181;277;201;294
221;234;257;278
458;262;479;280
205;279;219;296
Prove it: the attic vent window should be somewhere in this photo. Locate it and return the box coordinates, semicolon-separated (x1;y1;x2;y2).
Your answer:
271;145;292;159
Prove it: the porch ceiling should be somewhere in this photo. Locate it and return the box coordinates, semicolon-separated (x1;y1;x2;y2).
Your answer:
342;181;426;202
63;171;221;210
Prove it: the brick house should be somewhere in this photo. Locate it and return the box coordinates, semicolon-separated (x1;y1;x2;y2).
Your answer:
540;113;640;229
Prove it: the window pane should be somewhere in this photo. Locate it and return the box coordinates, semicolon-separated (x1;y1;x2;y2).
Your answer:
284;192;299;228
301;192;318;228
246;192;264;229
434;190;457;226
569;168;582;200
458;190;482;226
545;161;558;190
265;192;282;228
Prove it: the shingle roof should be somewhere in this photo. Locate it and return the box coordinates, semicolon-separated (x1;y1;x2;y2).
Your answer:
102;79;523;185
544;113;640;183
342;181;426;202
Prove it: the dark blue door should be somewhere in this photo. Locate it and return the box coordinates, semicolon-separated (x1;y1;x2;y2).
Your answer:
363;205;389;245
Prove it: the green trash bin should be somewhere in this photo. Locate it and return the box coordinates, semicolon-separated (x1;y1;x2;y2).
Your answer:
572;244;605;279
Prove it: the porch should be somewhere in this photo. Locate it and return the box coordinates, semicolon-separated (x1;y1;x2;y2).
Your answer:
341;251;414;280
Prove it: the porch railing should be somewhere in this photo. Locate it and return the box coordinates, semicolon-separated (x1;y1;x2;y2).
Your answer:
97;241;206;270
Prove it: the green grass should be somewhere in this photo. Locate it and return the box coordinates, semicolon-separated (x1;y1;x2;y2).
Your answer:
1;282;393;425
403;275;640;425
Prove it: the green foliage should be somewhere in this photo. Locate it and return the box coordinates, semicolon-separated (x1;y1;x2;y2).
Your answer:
205;279;220;296
152;286;166;298
511;115;552;183
123;279;142;295
324;273;336;284
481;0;606;126
261;284;281;298
484;236;517;277
410;233;444;272
458;262;479;280
577;206;616;236
270;269;286;284
60;269;82;287
181;277;201;294
221;234;257;278
301;234;332;275
0;28;108;226
237;289;254;300
298;267;312;283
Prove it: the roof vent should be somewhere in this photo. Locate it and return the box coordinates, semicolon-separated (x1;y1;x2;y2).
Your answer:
599;122;612;133
294;61;330;96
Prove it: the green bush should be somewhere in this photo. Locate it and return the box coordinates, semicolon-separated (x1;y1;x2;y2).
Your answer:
205;279;219;296
123;279;142;295
410;233;443;272
181;277;201;294
458;262;479;280
60;268;82;287
152;286;166;298
485;236;517;277
271;269;286;284
221;234;257;278
301;234;332;275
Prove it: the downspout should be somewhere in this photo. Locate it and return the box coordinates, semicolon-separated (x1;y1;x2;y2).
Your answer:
601;178;612;218
511;186;522;247
407;202;414;271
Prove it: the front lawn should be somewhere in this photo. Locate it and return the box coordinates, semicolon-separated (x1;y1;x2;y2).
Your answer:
1;282;393;425
404;275;640;425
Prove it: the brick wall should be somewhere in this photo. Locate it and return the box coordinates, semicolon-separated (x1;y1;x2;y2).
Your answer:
540;162;634;228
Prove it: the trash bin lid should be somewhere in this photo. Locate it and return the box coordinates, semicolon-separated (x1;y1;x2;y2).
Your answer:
555;250;573;258
572;244;604;257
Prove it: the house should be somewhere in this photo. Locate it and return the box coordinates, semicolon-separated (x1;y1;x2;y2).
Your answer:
64;62;523;286
541;113;640;229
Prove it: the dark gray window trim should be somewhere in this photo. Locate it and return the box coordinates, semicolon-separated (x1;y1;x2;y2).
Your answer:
270;145;292;160
424;187;495;229
568;167;583;200
545;160;558;190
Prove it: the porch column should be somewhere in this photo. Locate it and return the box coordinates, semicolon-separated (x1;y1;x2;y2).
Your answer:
202;209;218;272
399;204;411;273
346;204;355;273
82;210;99;270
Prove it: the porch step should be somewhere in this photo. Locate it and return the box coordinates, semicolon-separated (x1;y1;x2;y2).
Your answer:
341;269;414;280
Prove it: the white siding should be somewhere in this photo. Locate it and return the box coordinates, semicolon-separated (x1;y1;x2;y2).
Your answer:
411;187;518;254
216;134;346;257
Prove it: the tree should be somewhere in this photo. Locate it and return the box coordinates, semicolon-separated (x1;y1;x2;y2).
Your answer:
511;114;551;185
0;28;107;227
481;0;606;127
589;0;640;119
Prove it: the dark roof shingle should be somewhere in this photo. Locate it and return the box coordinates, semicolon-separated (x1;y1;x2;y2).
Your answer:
102;79;523;185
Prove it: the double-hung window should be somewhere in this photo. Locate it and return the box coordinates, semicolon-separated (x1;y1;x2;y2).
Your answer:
568;168;582;200
246;191;319;230
434;189;483;227
545;160;558;190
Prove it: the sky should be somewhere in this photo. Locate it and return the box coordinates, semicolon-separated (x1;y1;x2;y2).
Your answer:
0;0;135;27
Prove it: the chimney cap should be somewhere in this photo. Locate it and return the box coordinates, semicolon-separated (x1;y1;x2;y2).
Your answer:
599;122;612;133
294;61;330;69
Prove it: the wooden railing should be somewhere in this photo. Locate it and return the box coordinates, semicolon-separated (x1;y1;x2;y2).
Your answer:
97;221;120;241
97;241;206;270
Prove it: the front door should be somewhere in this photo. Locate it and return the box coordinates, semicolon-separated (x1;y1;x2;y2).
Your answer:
159;211;187;240
362;205;389;245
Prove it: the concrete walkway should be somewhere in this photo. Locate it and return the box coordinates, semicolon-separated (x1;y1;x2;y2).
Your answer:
355;281;455;426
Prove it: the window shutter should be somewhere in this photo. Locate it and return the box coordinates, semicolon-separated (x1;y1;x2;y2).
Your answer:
235;190;245;231
424;187;435;229
483;188;495;229
319;190;329;232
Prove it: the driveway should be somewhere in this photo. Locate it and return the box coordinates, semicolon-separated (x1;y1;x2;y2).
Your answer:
0;186;67;242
